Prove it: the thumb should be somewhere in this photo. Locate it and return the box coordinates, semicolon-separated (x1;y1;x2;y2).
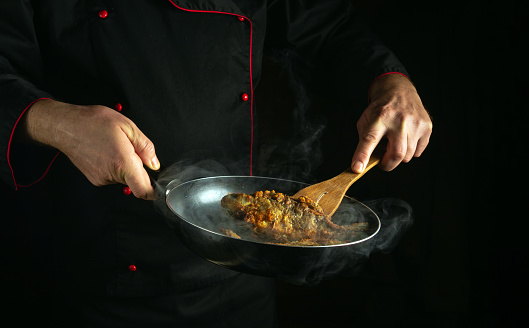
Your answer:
123;125;160;171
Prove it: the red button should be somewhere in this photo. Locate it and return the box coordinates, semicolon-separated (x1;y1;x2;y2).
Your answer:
123;186;132;195
237;16;245;22
114;103;122;112
241;93;249;101
98;10;108;19
128;265;137;272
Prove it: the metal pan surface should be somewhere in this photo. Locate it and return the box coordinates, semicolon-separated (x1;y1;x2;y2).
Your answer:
164;176;380;284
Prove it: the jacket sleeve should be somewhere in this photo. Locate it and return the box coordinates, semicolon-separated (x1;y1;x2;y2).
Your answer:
265;0;409;105
0;1;56;190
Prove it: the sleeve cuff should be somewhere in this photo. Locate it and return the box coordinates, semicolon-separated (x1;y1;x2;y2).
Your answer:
7;98;60;190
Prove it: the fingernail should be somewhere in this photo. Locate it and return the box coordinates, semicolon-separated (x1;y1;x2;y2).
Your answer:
151;157;160;170
352;161;364;173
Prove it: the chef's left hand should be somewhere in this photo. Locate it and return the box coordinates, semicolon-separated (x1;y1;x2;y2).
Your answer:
351;73;432;173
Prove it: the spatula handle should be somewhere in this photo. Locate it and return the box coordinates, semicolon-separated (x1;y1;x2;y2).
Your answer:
332;153;381;190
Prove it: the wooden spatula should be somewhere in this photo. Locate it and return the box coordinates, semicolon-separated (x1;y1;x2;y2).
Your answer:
293;153;381;217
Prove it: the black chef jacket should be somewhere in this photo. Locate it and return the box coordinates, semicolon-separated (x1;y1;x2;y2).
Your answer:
0;0;408;298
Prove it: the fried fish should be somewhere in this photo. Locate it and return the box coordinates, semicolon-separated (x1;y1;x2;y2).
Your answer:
220;190;368;246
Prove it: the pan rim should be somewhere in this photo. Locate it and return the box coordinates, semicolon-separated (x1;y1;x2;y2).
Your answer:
165;175;381;249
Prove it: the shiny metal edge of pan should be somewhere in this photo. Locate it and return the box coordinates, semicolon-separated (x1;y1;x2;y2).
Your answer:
164;176;381;248
163;176;382;282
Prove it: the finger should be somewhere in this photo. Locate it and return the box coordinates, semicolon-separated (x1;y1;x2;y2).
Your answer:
380;132;407;171
414;134;431;157
124;161;156;200
351;123;386;173
403;134;417;163
122;125;160;171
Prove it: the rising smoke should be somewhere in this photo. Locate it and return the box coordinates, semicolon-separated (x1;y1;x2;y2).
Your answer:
152;50;414;286
153;159;414;286
265;197;414;285
255;49;326;182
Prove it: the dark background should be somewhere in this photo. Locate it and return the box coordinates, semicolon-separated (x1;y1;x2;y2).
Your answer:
1;0;526;327
269;1;527;327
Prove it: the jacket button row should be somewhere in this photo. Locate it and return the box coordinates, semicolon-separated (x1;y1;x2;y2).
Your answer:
128;265;137;272
241;93;249;102
237;16;245;22
98;10;108;19
123;186;132;195
114;103;123;112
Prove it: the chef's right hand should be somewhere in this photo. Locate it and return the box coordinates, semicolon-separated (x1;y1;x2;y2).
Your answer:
22;99;160;200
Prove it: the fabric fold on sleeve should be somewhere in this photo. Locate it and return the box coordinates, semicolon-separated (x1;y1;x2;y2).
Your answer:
0;1;58;190
265;0;410;111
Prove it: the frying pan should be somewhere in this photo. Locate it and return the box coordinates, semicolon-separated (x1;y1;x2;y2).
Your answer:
162;176;380;285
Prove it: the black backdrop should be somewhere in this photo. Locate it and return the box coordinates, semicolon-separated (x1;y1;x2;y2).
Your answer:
268;1;527;327
1;1;526;327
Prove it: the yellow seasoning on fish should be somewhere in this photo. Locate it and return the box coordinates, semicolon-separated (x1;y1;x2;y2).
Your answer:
220;190;368;246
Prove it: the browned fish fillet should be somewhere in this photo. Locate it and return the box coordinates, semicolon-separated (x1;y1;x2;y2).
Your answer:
221;228;241;239
220;190;368;246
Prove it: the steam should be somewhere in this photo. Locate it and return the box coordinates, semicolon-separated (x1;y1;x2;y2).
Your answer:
152;50;414;286
293;197;414;285
256;49;325;182
362;198;414;254
153;159;230;220
263;197;413;285
153;161;414;286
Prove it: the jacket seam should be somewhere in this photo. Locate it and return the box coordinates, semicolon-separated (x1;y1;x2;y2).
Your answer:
167;0;254;175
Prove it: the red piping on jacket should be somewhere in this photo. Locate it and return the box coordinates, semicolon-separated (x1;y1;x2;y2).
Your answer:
367;72;409;104
167;0;255;175
7;97;60;190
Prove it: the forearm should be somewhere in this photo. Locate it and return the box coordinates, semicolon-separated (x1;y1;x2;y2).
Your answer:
16;99;62;148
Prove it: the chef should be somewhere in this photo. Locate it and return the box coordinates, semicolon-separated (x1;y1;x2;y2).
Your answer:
0;0;432;326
